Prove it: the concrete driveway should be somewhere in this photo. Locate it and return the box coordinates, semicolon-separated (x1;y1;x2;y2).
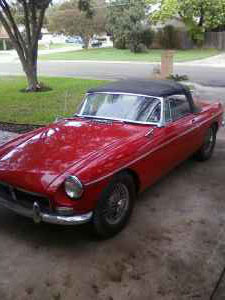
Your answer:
0;84;224;300
0;126;224;300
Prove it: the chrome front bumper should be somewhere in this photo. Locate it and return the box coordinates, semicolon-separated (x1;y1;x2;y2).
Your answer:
0;196;93;225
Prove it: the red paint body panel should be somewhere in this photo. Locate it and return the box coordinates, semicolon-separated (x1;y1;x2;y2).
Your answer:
0;101;223;213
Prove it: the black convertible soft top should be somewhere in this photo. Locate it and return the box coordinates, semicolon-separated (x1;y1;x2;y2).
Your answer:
88;79;189;97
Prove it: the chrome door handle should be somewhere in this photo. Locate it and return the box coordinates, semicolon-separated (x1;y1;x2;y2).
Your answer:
145;128;154;137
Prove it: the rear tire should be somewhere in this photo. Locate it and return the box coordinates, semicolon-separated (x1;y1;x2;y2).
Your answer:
92;172;136;239
194;125;217;161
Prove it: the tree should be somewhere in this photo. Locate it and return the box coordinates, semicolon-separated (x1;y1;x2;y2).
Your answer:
106;0;129;49
0;0;53;91
107;0;153;52
48;0;106;49
149;0;225;44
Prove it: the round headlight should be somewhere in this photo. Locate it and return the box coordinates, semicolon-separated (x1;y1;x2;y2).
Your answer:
64;176;84;199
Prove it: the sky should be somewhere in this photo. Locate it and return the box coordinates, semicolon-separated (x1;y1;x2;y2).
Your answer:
53;0;66;3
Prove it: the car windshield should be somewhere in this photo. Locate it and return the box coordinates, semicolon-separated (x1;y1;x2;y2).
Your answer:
77;93;161;123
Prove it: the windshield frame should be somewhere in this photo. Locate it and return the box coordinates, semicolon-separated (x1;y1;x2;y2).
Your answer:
76;92;164;126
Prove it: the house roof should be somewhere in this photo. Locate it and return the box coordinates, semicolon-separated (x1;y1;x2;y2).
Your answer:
88;79;187;98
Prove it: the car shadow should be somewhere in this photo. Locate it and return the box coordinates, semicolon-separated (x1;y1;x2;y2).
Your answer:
0;210;97;251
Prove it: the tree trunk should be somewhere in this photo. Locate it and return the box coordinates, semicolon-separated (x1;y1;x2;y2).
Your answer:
22;46;40;92
0;2;50;93
82;35;91;49
83;38;89;49
24;64;39;91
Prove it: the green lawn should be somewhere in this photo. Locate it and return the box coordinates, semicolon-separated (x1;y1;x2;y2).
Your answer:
40;47;221;62
38;43;74;51
0;77;107;124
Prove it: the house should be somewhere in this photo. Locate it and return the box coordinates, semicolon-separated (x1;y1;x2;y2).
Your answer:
0;26;10;50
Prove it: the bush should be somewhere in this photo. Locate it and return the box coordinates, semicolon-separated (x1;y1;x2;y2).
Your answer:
129;42;147;53
114;37;127;49
140;28;155;48
158;25;180;49
167;74;189;81
129;28;155;53
187;24;204;47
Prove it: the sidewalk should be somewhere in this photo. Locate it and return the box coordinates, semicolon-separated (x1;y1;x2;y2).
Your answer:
34;53;225;68
0;45;82;63
184;53;225;68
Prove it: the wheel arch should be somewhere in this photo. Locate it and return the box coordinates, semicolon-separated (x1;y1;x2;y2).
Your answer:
116;168;141;195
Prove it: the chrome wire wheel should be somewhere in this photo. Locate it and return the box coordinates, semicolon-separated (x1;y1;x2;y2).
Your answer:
203;127;214;155
103;183;130;225
194;125;217;161
93;172;135;238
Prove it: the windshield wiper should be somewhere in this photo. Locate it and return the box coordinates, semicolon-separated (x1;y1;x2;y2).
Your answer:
74;114;95;120
75;114;127;124
91;118;113;124
74;114;112;123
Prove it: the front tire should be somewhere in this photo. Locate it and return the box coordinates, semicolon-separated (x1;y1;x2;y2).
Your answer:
92;172;136;239
194;125;217;161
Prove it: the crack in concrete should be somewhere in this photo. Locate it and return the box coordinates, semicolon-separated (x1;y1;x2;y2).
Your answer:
210;267;225;299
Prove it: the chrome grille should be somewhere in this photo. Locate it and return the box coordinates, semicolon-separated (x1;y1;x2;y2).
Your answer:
0;182;50;212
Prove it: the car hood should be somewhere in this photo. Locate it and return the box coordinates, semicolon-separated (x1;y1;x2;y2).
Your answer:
0;118;146;193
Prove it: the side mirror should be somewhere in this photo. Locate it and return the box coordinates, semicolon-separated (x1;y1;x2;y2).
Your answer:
54;116;64;123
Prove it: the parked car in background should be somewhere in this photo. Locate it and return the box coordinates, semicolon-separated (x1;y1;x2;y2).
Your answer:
90;39;102;48
0;80;224;238
66;36;83;45
94;35;113;48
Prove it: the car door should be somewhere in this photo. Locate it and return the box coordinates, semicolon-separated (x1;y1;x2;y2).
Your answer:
133;94;201;189
162;94;201;168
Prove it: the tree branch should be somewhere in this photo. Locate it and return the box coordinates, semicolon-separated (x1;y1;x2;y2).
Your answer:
198;5;205;27
30;0;37;40
0;0;28;57
35;7;46;43
0;10;26;64
22;0;32;46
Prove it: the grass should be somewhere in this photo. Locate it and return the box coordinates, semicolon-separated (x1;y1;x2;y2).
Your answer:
38;43;74;51
40;47;221;62
0;76;107;124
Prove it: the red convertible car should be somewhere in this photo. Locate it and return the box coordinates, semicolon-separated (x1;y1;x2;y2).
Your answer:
0;80;224;237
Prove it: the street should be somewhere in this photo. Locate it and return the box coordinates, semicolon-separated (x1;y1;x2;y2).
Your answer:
1;60;225;87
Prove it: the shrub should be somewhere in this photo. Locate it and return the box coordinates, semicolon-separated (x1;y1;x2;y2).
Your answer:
129;28;155;53
167;74;189;81
114;37;127;49
140;28;155;48
129;43;148;53
187;24;204;47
